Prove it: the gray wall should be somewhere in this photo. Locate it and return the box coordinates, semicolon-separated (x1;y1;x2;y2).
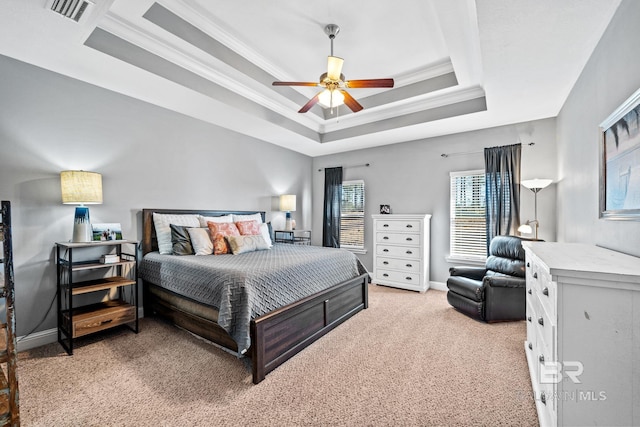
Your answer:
556;0;640;256
312;118;557;285
0;54;312;338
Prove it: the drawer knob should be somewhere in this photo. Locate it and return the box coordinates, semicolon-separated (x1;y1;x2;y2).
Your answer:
528;342;533;350
527;316;532;322
405;277;412;281
527;289;532;295
527;262;530;267
406;224;413;228
406;237;413;241
383;249;389;252
383;224;389;227
383;273;389;277
383;236;389;240
406;264;412;268
541;393;546;405
538;317;544;326
542;287;549;296
383;261;389;265
406;250;413;254
539;354;545;364
533;272;538;279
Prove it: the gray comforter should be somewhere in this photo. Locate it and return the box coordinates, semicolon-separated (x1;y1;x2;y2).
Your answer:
140;243;368;354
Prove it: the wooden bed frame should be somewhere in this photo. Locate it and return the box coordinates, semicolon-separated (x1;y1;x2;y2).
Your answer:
141;209;369;384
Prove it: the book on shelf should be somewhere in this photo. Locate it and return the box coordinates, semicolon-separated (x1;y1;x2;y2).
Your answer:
99;254;120;264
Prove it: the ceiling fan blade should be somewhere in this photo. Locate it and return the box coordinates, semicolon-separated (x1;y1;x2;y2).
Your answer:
273;81;320;87
340;90;363;113
298;92;321;113
327;56;344;81
345;78;394;88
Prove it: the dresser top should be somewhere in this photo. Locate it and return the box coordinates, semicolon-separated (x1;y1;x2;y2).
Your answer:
371;214;432;219
523;242;640;283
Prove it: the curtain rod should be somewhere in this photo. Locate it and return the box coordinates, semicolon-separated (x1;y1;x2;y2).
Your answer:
441;142;535;158
318;163;370;172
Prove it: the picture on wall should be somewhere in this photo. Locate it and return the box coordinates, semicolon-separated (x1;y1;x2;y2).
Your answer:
92;223;123;241
600;87;640;220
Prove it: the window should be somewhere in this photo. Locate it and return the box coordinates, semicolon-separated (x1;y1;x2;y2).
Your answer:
340;180;365;249
449;170;486;261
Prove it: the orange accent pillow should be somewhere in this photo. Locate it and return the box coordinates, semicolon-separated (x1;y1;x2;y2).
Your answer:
207;222;240;255
235;220;261;236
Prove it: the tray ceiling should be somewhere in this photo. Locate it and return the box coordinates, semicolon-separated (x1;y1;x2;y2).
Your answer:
0;0;621;156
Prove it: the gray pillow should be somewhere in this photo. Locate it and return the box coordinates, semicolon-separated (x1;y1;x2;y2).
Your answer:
170;224;194;255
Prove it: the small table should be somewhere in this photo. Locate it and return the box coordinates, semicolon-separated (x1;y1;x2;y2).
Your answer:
274;230;311;245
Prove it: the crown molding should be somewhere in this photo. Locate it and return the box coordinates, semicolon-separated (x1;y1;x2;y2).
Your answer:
157;0;296;82
99;11;321;131
320;85;485;133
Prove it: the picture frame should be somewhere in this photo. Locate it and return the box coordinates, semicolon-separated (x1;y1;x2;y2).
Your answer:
92;223;123;241
379;204;391;214
599;86;640;220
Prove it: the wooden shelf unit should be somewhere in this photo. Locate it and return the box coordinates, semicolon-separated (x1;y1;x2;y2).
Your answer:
0;201;19;426
56;240;139;354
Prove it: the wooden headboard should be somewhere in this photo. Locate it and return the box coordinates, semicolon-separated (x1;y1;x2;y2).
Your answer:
141;208;266;255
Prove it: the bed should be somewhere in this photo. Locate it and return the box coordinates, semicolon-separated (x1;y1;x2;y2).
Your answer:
140;208;369;384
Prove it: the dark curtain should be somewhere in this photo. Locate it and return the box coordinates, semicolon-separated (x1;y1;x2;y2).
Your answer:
322;167;343;248
484;143;521;253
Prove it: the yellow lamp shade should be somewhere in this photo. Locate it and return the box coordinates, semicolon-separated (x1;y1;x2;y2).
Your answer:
61;170;103;204
279;194;296;212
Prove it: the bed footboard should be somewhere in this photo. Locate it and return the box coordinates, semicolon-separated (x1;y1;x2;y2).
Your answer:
250;272;369;384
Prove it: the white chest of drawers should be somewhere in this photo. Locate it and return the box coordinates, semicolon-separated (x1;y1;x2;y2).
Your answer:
523;242;640;427
371;214;431;292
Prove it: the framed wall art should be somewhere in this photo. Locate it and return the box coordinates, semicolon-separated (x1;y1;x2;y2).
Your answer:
599;87;640;220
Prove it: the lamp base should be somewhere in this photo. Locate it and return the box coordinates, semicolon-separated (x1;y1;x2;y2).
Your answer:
72;206;93;242
284;211;293;231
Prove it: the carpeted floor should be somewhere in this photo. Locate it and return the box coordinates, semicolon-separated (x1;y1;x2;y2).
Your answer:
18;285;538;426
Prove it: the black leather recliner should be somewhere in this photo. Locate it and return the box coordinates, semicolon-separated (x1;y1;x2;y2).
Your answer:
446;235;526;322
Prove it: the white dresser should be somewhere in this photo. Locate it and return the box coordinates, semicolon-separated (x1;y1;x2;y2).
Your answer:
371;214;431;292
523;242;640;427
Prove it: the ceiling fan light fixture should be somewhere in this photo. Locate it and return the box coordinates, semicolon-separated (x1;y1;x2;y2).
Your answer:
272;23;393;114
327;56;344;81
318;89;344;109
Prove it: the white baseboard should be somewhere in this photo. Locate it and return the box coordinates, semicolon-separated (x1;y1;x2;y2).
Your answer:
17;327;57;352
429;281;447;292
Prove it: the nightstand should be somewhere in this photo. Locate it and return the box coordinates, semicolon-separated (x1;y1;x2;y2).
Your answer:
56;240;139;354
274;230;311;245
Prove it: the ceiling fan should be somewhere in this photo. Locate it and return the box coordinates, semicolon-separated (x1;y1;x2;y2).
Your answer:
272;24;394;114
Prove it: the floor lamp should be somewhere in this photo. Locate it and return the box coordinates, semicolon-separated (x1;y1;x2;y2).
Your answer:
518;178;552;240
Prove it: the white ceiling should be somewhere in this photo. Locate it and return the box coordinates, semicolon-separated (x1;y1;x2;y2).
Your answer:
0;0;622;156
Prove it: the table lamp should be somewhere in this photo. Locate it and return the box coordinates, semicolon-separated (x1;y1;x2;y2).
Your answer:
279;194;296;231
61;170;103;242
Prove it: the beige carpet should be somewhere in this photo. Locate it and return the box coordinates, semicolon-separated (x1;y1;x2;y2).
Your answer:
18;285;537;426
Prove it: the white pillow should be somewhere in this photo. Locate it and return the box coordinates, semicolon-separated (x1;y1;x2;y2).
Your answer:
153;213;200;255
198;215;233;228
232;213;263;224
259;223;272;247
227;235;270;255
187;228;213;255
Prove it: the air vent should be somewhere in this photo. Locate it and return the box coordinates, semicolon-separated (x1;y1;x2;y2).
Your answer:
49;0;94;23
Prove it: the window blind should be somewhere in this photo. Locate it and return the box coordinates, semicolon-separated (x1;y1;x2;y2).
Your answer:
450;170;486;259
340;180;365;249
